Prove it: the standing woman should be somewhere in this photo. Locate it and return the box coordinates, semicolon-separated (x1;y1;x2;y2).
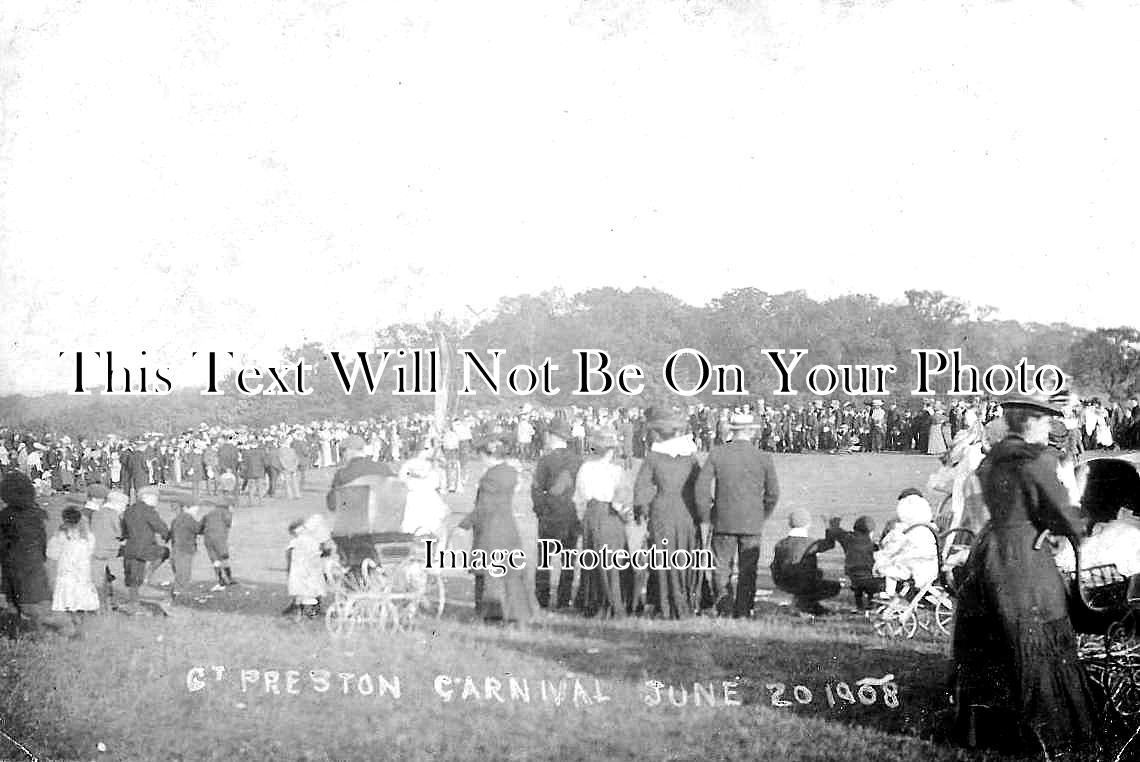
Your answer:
634;409;702;619
927;401;950;457
951;393;1100;758
0;472;58;633
458;432;534;625
574;428;633;618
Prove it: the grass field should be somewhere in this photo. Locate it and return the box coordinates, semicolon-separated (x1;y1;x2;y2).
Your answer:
2;450;1133;762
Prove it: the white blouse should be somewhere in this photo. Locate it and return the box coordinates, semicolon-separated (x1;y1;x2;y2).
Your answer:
573;460;627;518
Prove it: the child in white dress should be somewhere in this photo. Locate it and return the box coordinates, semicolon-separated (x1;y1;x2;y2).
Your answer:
285;515;335;619
873;489;938;598
46;507;100;628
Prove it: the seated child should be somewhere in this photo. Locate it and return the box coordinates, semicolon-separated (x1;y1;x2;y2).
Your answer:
1054;458;1140;608
771;508;841;616
824;515;883;610
218;469;238;500
873;488;938;599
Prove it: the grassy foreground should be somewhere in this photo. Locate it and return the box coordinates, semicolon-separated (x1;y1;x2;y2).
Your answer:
5;451;1134;761
1;602;992;762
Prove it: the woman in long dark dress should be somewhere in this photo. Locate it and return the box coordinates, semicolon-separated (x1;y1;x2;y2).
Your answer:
458;433;534;625
634;411;701;619
0;471;60;634
951;394;1101;758
574;428;632;618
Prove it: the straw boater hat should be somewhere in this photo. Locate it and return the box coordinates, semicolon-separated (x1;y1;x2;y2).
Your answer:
872;399;884;406
728;413;762;430
1001;391;1064;417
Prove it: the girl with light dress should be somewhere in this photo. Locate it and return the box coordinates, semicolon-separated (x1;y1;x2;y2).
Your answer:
46;506;101;631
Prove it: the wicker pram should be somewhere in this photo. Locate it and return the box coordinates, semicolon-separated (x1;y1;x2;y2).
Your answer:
1067;562;1140;719
323;475;447;634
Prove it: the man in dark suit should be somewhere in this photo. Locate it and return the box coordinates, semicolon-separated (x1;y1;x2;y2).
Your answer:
695;413;780;618
120;444;149;502
531;418;581;610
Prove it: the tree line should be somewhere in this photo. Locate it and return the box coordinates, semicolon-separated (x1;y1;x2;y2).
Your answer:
3;288;1137;439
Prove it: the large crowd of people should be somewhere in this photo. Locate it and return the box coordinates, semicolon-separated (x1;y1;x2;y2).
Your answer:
2;394;1137;504
2;391;1140;757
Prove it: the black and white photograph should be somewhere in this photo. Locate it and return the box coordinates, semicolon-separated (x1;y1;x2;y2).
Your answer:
2;1;1140;760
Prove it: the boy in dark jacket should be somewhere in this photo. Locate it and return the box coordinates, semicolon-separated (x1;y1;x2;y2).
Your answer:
823;515;883;610
200;496;235;590
770;508;840;616
169;497;202;600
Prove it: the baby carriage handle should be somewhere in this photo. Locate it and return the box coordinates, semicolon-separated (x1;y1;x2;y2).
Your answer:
936;526;976;596
1033;529;1113;616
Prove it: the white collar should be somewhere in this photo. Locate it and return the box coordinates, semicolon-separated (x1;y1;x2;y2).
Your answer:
787;526;810;538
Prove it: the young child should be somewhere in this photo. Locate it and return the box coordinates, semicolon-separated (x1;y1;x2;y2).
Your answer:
873;488;938;599
46;506;100;632
770;508;841;616
285;514;334;618
169;498;202;600
218;468;238;502
200;496;235;591
825;515;883;610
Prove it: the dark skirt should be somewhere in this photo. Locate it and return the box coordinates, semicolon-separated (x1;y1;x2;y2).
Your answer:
952;524;1101;755
474;570;534;624
647;510;699;619
577;500;628;618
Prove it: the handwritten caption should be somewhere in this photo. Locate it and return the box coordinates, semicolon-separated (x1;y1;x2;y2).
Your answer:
185;667;901;711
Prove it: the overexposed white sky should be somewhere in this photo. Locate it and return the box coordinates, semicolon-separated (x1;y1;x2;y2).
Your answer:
2;0;1139;394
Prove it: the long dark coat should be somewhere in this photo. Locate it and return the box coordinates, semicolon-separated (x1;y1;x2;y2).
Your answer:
951;434;1100;755
694;439;779;535
0;503;52;607
634;451;701;619
459;463;533;623
530;448;581;538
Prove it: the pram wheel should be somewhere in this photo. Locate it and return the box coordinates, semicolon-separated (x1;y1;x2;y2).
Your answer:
934;596;954;636
325;599;355;638
871;602;916;639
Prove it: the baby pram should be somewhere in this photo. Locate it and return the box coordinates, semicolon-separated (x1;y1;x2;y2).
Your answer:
1047;532;1140;717
323;475;447;634
870;523;975;640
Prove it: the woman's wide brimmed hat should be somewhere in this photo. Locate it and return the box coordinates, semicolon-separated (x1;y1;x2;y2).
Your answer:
1001;392;1064;417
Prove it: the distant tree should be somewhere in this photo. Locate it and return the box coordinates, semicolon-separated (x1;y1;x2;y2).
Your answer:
1066;327;1140;399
